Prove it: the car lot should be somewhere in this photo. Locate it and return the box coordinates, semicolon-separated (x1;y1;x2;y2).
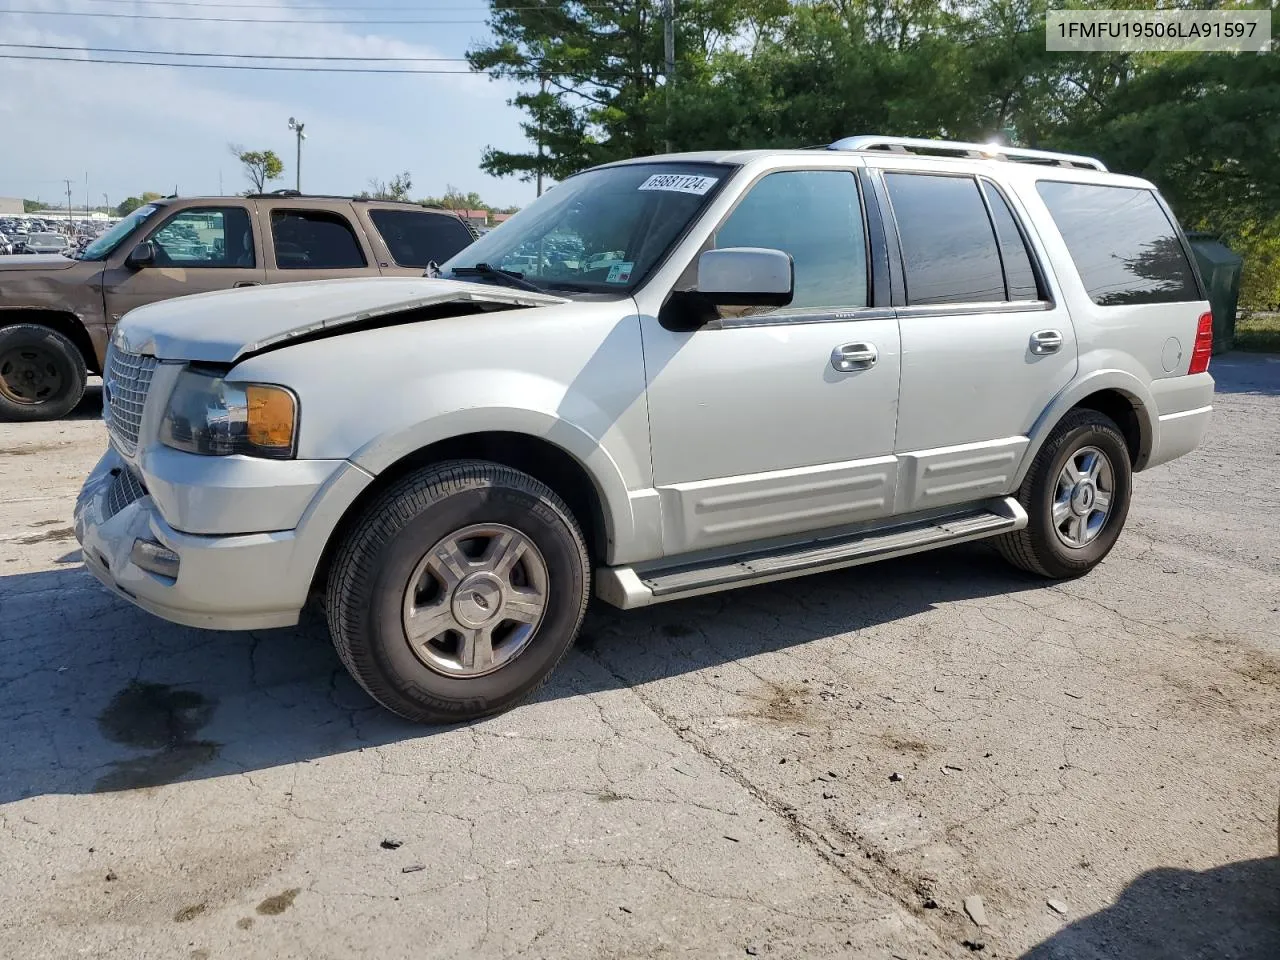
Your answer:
1;355;1277;959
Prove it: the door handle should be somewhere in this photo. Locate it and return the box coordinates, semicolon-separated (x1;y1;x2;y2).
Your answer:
234;281;262;288
1030;329;1063;355
831;342;878;372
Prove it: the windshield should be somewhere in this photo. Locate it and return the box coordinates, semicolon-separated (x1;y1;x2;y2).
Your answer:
441;162;731;293
80;204;161;261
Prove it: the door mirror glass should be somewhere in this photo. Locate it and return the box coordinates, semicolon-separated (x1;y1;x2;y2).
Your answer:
127;241;155;267
696;247;793;306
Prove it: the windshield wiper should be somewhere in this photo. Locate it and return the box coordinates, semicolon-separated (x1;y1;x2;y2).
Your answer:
448;263;546;294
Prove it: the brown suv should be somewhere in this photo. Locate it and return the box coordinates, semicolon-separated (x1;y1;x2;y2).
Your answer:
0;192;478;421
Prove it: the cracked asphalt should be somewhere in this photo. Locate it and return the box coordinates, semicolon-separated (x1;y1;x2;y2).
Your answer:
2;354;1278;960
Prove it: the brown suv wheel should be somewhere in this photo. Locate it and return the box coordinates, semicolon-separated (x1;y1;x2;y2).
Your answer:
0;324;88;422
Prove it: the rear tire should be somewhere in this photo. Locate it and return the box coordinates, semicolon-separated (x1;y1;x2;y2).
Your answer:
0;324;87;422
325;460;590;723
996;409;1133;579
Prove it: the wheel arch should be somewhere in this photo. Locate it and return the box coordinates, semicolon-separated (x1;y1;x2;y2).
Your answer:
0;308;101;375
309;428;629;602
1016;369;1156;487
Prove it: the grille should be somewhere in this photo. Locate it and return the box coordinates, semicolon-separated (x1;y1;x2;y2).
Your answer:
104;346;158;455
103;467;148;521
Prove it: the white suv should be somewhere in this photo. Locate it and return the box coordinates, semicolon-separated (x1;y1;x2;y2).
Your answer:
75;136;1215;723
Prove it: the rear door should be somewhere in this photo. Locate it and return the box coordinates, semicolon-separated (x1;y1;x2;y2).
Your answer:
359;206;477;275
257;201;377;283
866;163;1078;513
102;203;265;325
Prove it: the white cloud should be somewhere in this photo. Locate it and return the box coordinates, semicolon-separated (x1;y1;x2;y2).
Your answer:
0;0;538;207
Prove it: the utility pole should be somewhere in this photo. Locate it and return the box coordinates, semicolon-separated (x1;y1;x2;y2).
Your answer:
288;117;306;192
536;73;547;198
63;178;73;234
102;193;109;216
663;0;675;152
84;171;89;221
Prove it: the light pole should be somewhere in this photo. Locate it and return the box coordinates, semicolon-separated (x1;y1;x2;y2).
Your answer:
287;116;306;192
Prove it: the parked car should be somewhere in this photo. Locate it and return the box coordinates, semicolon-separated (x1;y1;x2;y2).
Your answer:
19;231;70;255
0;193;478;420
75;136;1215;724
0;232;12;255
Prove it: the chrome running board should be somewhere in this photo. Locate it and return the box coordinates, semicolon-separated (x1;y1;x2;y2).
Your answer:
596;497;1026;609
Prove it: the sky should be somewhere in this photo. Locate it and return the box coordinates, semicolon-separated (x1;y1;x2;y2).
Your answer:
0;0;538;210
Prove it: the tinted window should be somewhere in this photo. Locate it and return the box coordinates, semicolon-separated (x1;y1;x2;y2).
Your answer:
980;181;1041;301
1036;181;1199;305
270;209;366;270
715;170;867;310
369;209;474;267
885;173;1005;305
149;207;254;268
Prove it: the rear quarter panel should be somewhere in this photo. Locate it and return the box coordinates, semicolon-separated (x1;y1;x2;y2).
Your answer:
1005;167;1211;476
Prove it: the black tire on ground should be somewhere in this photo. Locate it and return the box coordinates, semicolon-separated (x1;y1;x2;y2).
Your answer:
996;409;1133;579
0;323;88;422
325;459;591;723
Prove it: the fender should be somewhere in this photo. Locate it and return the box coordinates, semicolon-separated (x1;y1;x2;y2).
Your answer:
1015;361;1157;487
347;404;657;565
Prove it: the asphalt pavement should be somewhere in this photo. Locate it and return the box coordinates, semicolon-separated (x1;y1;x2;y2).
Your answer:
1;354;1277;959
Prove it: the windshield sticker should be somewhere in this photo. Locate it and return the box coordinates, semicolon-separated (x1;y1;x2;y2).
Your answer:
637;174;718;196
605;262;635;284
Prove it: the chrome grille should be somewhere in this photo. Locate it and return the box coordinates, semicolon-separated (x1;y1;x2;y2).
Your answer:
103;345;158;455
103;467;148;521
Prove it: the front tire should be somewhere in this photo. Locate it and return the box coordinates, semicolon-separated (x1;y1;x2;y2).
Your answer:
996;409;1133;579
0;324;87;422
325;460;590;723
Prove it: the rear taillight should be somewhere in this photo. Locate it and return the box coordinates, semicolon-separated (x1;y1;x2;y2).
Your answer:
1188;311;1213;375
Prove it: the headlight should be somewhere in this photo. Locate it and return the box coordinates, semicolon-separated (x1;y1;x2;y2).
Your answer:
160;367;298;459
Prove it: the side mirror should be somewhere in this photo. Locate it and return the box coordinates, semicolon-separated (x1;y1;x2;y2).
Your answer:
696;247;794;307
127;241;155;267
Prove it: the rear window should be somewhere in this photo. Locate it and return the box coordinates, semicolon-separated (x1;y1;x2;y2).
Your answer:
369;209;475;267
270;209;366;270
884;173;1007;305
1036;181;1200;306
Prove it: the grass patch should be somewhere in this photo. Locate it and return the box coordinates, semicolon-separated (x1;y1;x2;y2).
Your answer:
1235;313;1280;353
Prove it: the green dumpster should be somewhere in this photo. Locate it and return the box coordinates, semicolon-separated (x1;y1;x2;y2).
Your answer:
1185;232;1243;354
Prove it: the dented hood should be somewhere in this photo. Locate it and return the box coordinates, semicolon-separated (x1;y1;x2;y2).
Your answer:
114;276;569;363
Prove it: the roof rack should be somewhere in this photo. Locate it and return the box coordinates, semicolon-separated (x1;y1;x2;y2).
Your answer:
827;135;1107;172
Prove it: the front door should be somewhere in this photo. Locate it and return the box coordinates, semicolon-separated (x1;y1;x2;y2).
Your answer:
869;165;1079;513
640;168;902;556
102;204;265;326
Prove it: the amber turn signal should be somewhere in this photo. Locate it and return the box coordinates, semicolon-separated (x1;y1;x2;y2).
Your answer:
246;385;297;452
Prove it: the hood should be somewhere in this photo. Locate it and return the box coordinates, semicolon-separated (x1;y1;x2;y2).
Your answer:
114;276;570;363
0;254;78;271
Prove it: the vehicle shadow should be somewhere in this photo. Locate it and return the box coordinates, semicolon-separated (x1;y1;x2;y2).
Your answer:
1211;351;1280;396
66;381;104;420
1020;856;1280;959
0;543;1048;802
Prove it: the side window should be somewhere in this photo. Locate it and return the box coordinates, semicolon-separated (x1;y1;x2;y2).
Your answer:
368;209;475;267
980;180;1042;301
884;173;1005;305
1036;181;1199;305
270;209;367;270
714;170;867;311
149;207;253;268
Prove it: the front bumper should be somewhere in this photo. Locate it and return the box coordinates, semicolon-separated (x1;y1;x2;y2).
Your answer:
74;446;372;631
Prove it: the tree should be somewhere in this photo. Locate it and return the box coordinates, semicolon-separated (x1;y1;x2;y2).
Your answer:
115;191;163;217
363;171;414;201
229;144;284;194
467;0;785;182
